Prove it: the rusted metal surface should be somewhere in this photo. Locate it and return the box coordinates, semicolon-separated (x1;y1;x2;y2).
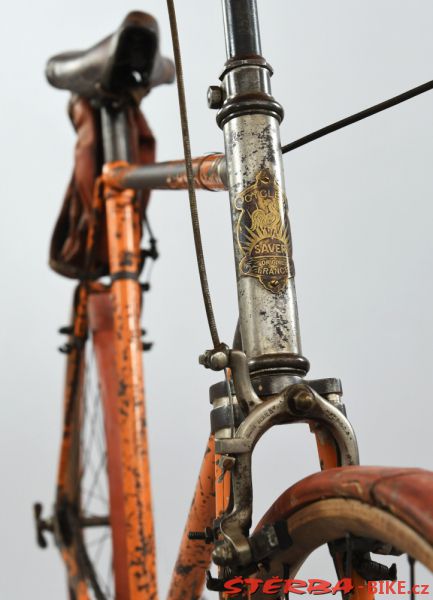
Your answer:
220;65;303;361
105;183;158;599
163;153;226;191
55;285;90;596
88;291;130;598
57;294;82;492
83;175;105;270
102;153;227;191
56;285;88;500
61;550;90;600
167;436;216;600
215;454;232;518
55;285;122;598
53;181;158;598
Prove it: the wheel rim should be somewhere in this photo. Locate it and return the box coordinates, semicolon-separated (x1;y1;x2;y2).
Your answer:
252;499;433;599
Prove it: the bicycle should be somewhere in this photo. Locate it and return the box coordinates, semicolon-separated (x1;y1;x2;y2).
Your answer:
33;1;433;599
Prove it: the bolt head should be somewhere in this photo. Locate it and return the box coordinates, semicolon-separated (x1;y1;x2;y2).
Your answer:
209;351;229;370
290;388;315;413
219;455;236;471
207;85;224;109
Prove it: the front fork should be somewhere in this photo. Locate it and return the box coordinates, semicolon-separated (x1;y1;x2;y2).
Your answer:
201;1;373;596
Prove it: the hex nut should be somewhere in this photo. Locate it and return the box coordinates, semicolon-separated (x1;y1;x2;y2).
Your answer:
289;388;315;413
207;85;224;109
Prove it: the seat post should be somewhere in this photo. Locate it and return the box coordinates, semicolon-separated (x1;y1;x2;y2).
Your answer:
100;106;132;163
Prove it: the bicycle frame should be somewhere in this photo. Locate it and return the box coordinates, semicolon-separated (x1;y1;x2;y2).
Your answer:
52;1;374;598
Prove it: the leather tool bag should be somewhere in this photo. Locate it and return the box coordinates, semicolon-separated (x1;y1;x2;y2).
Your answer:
49;96;155;279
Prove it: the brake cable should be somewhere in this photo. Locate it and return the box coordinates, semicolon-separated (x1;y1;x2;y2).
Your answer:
166;0;433;348
166;0;221;349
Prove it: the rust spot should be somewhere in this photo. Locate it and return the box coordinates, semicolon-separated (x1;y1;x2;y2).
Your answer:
120;250;135;267
167;437;215;600
175;564;194;576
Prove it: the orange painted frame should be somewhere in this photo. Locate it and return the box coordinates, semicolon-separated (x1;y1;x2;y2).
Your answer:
54;179;159;598
54;169;372;600
55;284;90;600
54;175;217;599
55;284;216;600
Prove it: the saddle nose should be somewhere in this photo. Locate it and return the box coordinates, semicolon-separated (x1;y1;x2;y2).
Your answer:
46;11;175;102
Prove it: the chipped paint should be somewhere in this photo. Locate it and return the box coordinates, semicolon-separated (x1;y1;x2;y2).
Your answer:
167;437;216;600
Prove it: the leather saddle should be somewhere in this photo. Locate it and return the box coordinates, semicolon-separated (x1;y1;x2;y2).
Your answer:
47;13;168;279
46;11;175;102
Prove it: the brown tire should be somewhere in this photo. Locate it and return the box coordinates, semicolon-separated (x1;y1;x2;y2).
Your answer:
250;466;433;595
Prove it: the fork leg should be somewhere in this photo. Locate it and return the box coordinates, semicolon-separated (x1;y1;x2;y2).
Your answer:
311;424;373;600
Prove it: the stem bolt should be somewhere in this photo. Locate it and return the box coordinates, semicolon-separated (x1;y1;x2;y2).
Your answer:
207;85;224;109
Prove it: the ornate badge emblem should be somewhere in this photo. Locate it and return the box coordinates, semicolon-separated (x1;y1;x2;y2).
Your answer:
235;168;291;294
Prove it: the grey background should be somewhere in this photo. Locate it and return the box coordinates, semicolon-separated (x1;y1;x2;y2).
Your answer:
1;0;433;597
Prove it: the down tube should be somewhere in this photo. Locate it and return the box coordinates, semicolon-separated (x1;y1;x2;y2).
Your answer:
88;290;130;598
167;436;216;600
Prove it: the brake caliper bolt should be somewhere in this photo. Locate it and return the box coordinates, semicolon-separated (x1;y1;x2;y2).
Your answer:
209;351;229;370
290;388;315;414
188;526;214;544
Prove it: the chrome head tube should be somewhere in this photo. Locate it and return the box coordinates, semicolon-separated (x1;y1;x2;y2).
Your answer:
212;0;308;379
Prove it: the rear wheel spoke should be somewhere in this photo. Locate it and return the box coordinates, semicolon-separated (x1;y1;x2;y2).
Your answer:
76;336;114;599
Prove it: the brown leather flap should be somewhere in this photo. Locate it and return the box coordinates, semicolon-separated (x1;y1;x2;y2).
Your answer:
49;96;155;279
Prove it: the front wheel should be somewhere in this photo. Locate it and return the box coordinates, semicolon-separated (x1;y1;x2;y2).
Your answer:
249;466;433;597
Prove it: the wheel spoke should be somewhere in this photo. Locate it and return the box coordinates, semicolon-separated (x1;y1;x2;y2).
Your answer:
86;531;111;549
76;337;114;599
84;446;107;509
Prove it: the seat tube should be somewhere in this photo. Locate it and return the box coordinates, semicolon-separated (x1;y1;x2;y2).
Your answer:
100;106;158;599
217;0;308;375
